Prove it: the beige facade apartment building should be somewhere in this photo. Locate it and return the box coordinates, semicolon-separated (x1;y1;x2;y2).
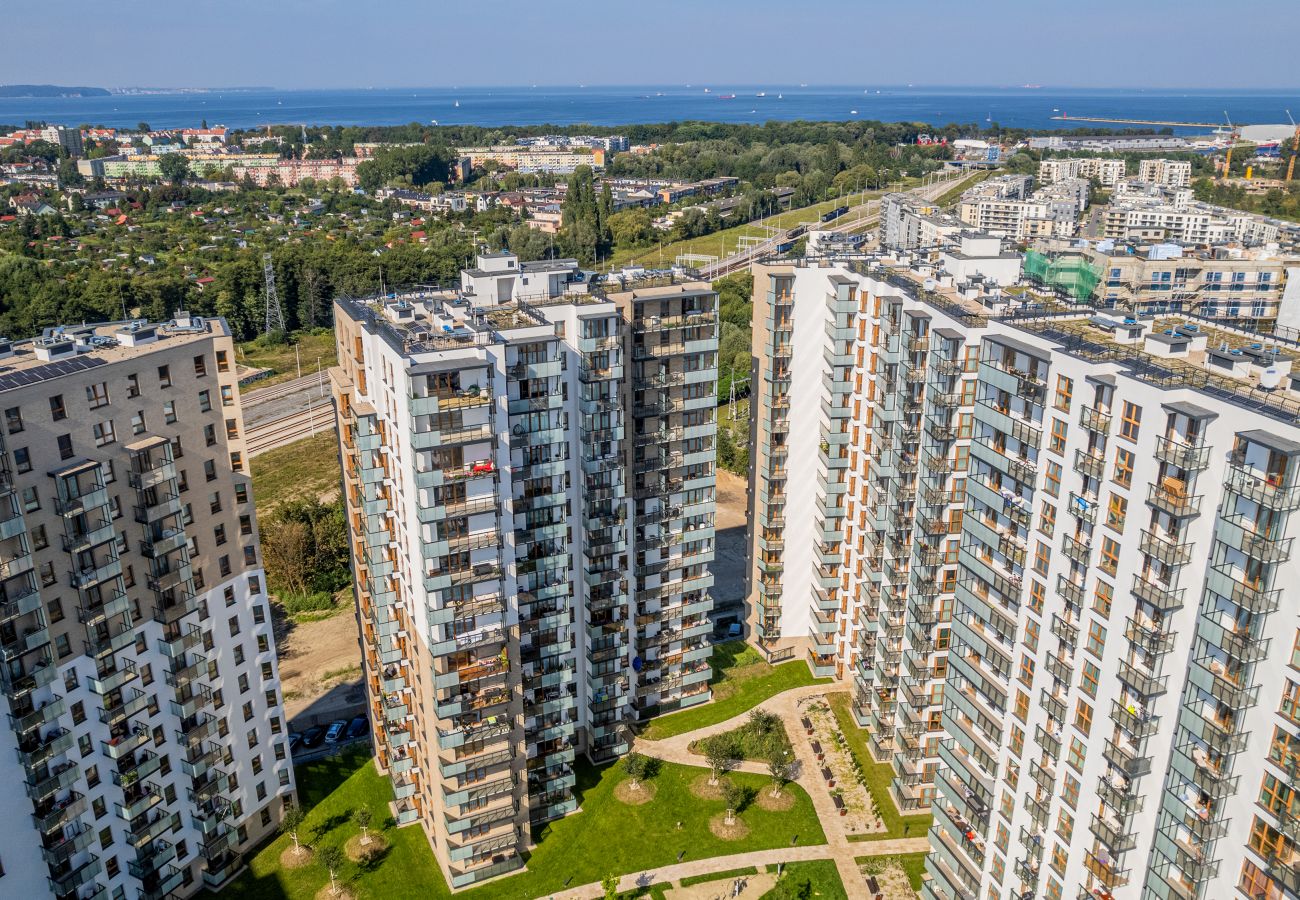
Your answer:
331;253;717;889
0;315;294;900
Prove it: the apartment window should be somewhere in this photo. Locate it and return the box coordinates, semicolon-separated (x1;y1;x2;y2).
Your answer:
1106;494;1127;532
220;555;232;577
1018;655;1035;686
1279;680;1300;726
214;524;227;546
13;447;30;473
1291;631;1300;670
204;424;217;446
1053;375;1073;412
239;514;253;536
193;354;208;377
221;385;234;407
1113;448;1134;489
248;575;261;594
130;410;146;435
1024;618;1040;654
1260;772;1294;818
1239;860;1278;899
1038;502;1056;538
1056;810;1074;843
244;546;258;566
1014;690;1030;722
93;420;116;447
216;350;229;372
1085;621;1107;658
31;524;47;550
127;373;140;398
225;418;239;441
1093;580;1113;618
1033;541;1050;577
199;390;212;413
1099;536;1120;576
1066;737;1087;772
1080;661;1100;698
1073;700;1093;736
1057;775;1080;812
49;394;66;421
209;492;222;513
3;407;22;434
86;382;110;408
235;483;249;505
1009;725;1024;757
164;401;177;424
1028;579;1045;616
1049;418;1067;455
158;364;172;388
1119;401;1142;442
1044;461;1062;498
22;486;40;512
1270;726;1300;770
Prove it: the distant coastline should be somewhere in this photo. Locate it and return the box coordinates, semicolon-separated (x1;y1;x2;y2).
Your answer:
0;84;110;98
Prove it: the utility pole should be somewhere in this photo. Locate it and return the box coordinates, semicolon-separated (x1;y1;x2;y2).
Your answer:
263;252;285;334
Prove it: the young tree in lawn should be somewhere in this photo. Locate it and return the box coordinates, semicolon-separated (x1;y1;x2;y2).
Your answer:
622;751;648;790
721;777;746;825
703;734;736;786
281;803;306;855
354;807;373;846
319;846;345;897
765;737;792;799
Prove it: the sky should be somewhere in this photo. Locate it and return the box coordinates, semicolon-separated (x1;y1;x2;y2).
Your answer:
3;0;1298;90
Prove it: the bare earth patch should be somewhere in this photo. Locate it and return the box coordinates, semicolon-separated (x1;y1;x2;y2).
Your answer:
280;845;313;869
345;833;388;862
280;611;366;725
314;886;356;900
614;780;657;805
755;787;795;812
691;774;726;800
708;813;751;841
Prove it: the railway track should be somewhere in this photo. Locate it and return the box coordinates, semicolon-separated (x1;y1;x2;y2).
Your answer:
246;401;335;457
243;373;330;407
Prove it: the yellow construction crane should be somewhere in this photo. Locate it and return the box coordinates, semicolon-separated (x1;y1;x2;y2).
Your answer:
1219;112;1242;180
1287;110;1299;182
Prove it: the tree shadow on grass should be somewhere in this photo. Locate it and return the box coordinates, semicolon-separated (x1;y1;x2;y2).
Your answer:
309;812;351;843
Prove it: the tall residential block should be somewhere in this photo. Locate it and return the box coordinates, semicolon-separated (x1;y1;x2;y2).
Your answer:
0;315;294;900
331;252;717;889
747;255;1300;900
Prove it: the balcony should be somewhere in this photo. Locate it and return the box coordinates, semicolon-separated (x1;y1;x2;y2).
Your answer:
1080;406;1112;435
1075;449;1105;480
1225;458;1300;511
1147;482;1201;518
1103;738;1151;777
1155;434;1210;471
1139;529;1192;567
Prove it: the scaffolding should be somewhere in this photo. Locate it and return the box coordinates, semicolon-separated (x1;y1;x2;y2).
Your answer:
1024;250;1101;301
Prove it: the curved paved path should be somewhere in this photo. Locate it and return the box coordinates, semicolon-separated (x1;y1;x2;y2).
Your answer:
536;681;926;898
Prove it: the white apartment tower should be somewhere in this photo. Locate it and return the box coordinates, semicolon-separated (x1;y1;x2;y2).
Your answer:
331;253;717;889
748;254;1300;900
0;316;294;900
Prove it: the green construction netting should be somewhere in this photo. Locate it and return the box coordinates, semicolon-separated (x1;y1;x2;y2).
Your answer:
1024;250;1101;301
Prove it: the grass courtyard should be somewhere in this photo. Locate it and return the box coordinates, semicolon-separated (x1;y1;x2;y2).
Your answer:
250;430;343;513
640;641;831;741
223;745;826;900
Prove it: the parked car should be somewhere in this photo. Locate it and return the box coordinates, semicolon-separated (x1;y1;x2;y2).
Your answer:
300;726;326;749
324;720;348;744
288;733;303;754
346;715;369;740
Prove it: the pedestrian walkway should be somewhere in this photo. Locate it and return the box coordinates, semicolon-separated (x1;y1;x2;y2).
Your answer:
575;681;929;899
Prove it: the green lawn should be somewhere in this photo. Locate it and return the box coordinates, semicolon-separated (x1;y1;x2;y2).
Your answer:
680;865;759;887
251;431;342;513
856;852;928;892
687;707;792;762
237;329;338;391
827;694;932;840
641;641;831;741
931;170;990;207
223;748;826;900
762;859;847;899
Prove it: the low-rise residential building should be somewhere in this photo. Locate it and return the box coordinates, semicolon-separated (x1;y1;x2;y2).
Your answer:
456;145;607;173
881;193;967;250
1138;158;1194;188
1038;157;1127;187
1101;195;1281;246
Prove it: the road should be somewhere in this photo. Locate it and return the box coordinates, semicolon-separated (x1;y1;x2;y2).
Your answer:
698;170;982;279
243;373;335;457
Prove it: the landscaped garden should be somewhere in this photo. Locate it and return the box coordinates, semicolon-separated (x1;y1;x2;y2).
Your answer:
641;641;831;741
223;744;826;900
827;694;933;841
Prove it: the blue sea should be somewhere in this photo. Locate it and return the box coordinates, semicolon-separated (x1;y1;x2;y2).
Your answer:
1;85;1297;132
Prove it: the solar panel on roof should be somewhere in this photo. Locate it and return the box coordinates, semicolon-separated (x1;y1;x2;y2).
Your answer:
0;354;106;392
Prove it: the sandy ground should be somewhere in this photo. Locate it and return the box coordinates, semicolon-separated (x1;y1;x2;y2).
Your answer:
665;872;776;900
713;470;750;608
279;610;366;728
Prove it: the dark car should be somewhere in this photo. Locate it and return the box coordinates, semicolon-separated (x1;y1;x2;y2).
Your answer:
300;725;326;748
288;733;303;754
346;715;369;740
324;719;348;744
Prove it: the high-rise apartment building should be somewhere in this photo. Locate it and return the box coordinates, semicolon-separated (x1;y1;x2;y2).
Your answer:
0;315;294;899
749;255;1300;900
330;253;717;889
